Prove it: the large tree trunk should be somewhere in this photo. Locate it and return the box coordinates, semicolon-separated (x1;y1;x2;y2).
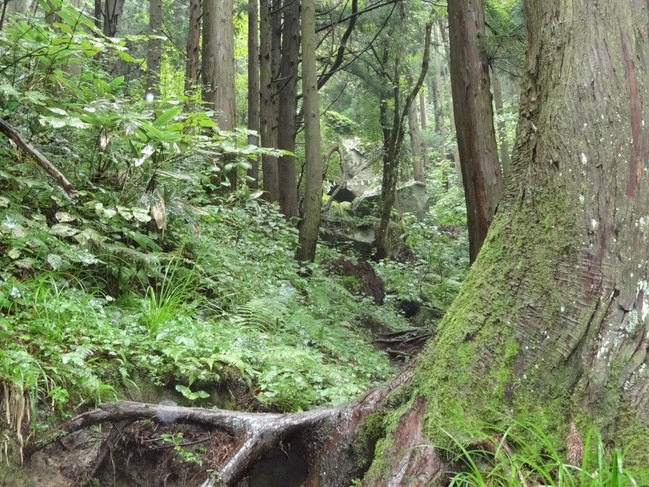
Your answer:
202;0;235;130
202;0;236;188
295;0;322;262
367;0;649;478
448;0;502;263
276;0;299;219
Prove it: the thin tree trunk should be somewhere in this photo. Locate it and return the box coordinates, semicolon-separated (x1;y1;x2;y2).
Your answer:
448;0;502;263
375;18;432;260
184;0;201;94
418;91;430;174
409;103;425;183
103;0;124;37
259;0;279;201
276;0;299;218
94;0;102;30
146;0;163;97
295;0;322;262
491;65;511;180
246;0;260;188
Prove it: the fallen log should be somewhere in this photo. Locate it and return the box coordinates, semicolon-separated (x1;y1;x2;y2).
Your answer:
0;117;77;198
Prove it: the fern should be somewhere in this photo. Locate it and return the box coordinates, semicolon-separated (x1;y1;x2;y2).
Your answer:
236;297;289;332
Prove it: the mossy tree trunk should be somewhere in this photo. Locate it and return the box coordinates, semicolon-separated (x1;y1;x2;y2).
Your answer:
366;0;649;479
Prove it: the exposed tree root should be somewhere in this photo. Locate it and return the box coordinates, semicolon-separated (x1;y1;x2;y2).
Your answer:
21;368;443;486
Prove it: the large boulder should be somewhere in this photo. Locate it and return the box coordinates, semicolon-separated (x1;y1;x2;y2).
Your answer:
394;181;430;219
351;181;430;219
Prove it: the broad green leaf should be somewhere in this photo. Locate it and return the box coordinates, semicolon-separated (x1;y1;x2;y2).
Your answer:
47;254;64;270
131;207;151;223
109;76;125;90
175;385;209;401
153;106;183;128
134;144;154;167
50;223;79;237
47;107;68;116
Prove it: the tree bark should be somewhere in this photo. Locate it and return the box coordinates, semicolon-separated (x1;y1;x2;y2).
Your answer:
202;0;235;131
276;0;299;219
246;0;260;188
448;0;502;263
295;0;322;262
184;0;201;94
259;0;279;201
146;0;163;97
202;0;236;188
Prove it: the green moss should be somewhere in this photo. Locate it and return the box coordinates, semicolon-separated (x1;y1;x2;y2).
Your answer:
365;184;592;472
612;411;649;482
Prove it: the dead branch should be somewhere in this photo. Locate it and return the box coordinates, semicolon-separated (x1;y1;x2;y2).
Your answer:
0;117;77;198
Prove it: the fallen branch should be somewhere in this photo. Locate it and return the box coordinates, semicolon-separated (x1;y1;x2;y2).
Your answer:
0;118;77;198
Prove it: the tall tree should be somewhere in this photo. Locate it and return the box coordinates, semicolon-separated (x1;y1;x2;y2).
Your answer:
202;0;236;188
202;0;235;130
374;11;433;259
276;0;299;219
146;0;162;97
246;0;260;188
295;0;322;262
259;0;279;201
448;0;502;263
184;0;201;94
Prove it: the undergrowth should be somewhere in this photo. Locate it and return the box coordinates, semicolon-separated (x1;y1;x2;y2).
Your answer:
444;422;639;487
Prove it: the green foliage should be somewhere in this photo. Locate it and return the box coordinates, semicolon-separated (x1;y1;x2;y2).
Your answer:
376;171;469;309
443;423;639;487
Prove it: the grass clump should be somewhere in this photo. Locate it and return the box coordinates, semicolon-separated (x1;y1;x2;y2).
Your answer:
443;422;639;487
